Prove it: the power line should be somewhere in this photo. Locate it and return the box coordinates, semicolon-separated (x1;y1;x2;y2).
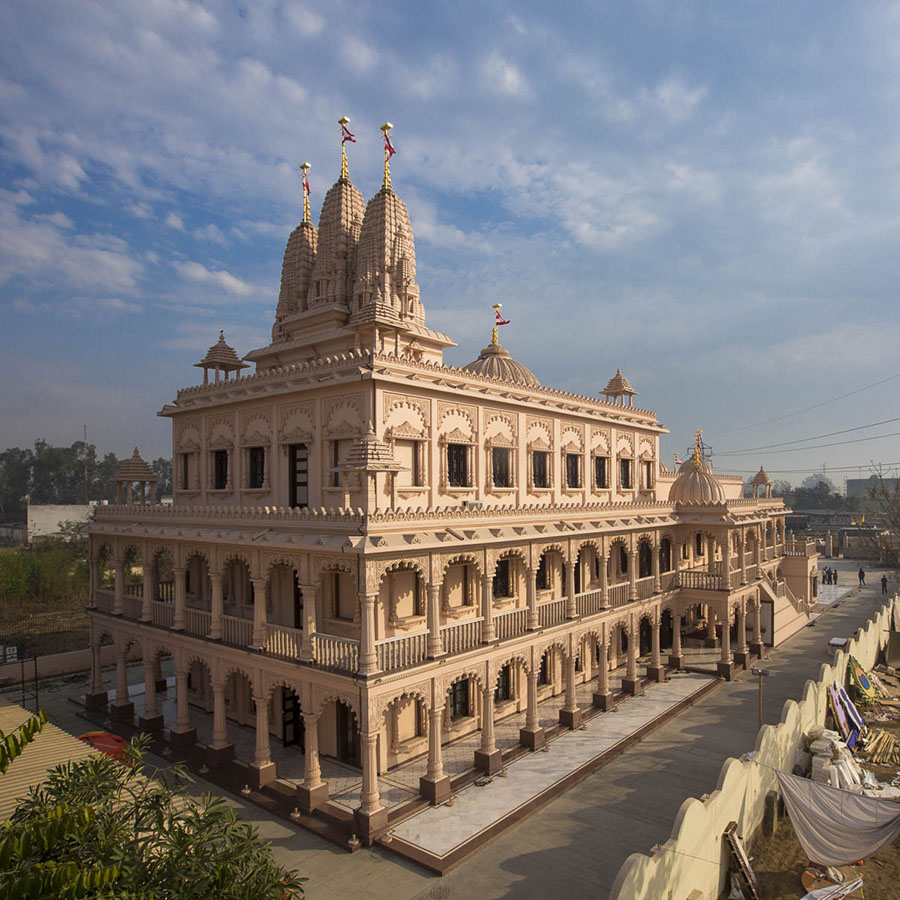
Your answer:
714;429;900;457
710;372;900;435
716;415;900;456
716;462;900;475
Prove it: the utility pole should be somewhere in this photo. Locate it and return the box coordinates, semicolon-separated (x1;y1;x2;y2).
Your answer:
83;424;89;504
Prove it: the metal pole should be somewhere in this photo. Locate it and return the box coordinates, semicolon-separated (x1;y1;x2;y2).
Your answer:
758;671;763;730
34;658;39;713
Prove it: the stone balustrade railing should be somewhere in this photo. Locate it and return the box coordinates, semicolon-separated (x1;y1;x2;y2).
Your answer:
440;617;483;654
538;597;566;628
675;570;725;592
494;607;528;640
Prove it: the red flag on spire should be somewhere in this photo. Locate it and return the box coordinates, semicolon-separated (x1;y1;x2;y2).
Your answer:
301;169;311;197
341;122;356;145
384;131;396;158
495;307;510;326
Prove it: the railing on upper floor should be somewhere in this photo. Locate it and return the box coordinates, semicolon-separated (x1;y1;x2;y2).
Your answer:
783;539;817;557
494;606;528;640
440;617;483;655
264;623;302;661
538;598;566;628
576;588;604;617
157;581;175;602
608;581;630;608
636;576;655;600
223;614;251;647
675;570;725;592
152;601;174;629
96;589;115;613
124;595;142;620
313;633;359;673
125;582;143;599
376;630;428;671
184;607;210;638
660;571;676;592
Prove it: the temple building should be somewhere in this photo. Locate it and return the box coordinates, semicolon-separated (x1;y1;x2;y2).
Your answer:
86;125;818;846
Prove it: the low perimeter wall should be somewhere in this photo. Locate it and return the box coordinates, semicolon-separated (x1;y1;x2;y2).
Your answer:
609;596;897;900
0;644;123;686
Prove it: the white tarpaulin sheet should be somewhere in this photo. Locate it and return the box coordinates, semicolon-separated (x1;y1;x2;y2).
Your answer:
777;770;900;865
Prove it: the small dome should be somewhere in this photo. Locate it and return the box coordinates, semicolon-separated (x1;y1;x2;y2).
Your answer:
114;448;158;483
462;341;540;388
751;466;772;486
668;455;725;505
603;367;637;396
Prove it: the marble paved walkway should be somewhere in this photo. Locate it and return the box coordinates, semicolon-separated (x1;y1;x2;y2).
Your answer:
389;672;714;859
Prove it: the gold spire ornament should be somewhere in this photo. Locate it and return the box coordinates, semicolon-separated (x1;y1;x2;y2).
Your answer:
300;162;311;223
380;122;395;188
338;116;354;178
693;429;703;465
491;302;511;344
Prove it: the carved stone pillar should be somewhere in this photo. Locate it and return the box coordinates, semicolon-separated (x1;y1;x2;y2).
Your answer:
247;695;277;787
89;554;100;608
420;704;451;804
299;582;317;661
356;731;388;843
110;648;134;718
138;657;163;731
359;591;379;675
559;652;582;729
173;567;186;631
599;554;609;608
251;577;268;649
734;601;750;668
426;582;444;659
475;686;503;773
594;627;614;709
717;606;735;680
209;572;223;640
565;560;577;619
646;612;665;682
113;556;125;616
141;560;153;622
481;574;495;643
86;641;107;708
298;712;329;812
628;549;638;602
205;679;234;766
622;615;642;696
526;566;538;630
170;669;196;747
652;541;661;593
669;609;685;669
750;597;765;657
519;668;545;750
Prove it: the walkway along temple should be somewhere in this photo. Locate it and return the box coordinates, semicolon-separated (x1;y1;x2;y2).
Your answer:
86;130;818;846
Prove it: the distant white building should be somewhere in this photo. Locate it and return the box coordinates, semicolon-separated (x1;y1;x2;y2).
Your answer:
26;502;95;543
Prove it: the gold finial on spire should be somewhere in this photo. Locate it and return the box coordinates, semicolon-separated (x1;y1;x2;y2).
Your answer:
380;122;395;188
338;116;354;178
491;303;502;345
693;429;703;465
299;162;311;223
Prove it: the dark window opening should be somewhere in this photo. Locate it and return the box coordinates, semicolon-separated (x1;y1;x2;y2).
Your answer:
213;450;228;490
660;538;672;572
289;444;308;508
449;679;470;720
696;532;704;556
493;558;512;599
180;453;189;491
536;554;550;591
492;447;512;487
532;450;550;488
248;446;265;489
619;458;633;490
538;653;550;686
619;545;628;575
565;453;581;488
642;459;653;489
639;542;652;578
447;443;469;487
494;664;512;703
594;455;609;489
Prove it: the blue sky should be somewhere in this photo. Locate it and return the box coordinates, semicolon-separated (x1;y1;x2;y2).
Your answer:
2;1;900;487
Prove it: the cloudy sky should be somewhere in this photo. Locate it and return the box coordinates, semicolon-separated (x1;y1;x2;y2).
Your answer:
2;1;899;486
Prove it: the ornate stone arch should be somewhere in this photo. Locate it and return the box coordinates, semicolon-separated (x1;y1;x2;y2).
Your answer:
373;682;431;724
221;549;252;571
313;688;360;722
484;413;516;447
262;674;305;702
616;433;634;457
207;416;235;449
323;396;363;437
222;662;258;694
184;651;213;675
490;652;531;687
240;411;272;445
590;428;610;453
280;403;315;443
383;394;428;437
440;667;485;696
560;426;584;452
175;419;202;452
263;555;300;578
487;545;529;572
535;637;570;664
440;553;482;580
438;404;476;438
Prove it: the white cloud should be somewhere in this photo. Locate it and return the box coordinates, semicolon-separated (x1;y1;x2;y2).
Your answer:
193;223;228;244
172;260;256;296
651;75;708;123
482;52;530;98
33;210;74;228
341;36;380;73
285;7;325;37
165;211;184;230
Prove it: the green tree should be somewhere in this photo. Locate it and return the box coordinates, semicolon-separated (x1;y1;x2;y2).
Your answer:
1;736;304;899
150;457;173;500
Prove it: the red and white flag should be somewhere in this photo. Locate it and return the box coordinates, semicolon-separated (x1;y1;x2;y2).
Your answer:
495;307;510;326
301;169;311;197
341;122;356;145
384;131;396;158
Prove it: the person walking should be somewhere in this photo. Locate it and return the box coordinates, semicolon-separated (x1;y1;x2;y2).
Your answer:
834;569;838;585
882;574;888;594
858;566;866;586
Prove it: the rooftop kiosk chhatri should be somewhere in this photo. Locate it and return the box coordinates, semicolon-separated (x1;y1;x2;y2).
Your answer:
86;123;818;846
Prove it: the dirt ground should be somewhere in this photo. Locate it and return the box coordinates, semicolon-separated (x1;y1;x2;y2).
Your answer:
750;711;900;899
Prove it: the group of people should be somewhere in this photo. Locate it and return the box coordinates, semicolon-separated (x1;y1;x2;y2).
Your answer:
821;567;839;585
821;565;890;593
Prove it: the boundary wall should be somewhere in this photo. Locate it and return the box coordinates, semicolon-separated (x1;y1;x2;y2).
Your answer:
608;596;897;900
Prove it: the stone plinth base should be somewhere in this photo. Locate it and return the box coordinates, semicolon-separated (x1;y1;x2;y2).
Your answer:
558;707;583;729
355;805;389;845
85;690;108;710
169;726;197;748
703;637;719;649
137;713;164;732
621;677;643;696
474;747;503;774
716;661;735;681
668;653;685;669
298;781;329;813
205;743;234;767
519;726;545;750
419;774;451;805
110;700;134;720
645;665;666;683
733;650;751;668
749;642;766;658
155;678;168;692
248;760;277;789
593;691;615;710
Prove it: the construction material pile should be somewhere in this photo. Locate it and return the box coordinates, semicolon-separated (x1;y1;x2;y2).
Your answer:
858;729;900;766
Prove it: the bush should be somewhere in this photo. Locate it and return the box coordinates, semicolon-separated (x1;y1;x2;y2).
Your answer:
0;545;88;610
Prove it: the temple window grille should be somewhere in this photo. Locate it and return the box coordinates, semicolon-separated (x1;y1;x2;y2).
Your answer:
538;653;550;686
248;447;265;489
449;679;470;720
494;665;512;703
619;458;633;490
493;558;512;599
532;450;550;488
565;453;581;489
642;459;653;489
213;450;228;490
492;447;512;488
447;442;470;487
594;455;609;489
536;554;550;591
